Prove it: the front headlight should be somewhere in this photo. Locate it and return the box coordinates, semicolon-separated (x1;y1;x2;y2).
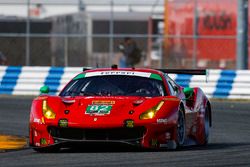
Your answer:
42;100;56;119
139;101;164;120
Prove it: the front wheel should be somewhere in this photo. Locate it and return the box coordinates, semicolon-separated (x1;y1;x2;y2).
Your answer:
33;145;60;153
176;108;186;147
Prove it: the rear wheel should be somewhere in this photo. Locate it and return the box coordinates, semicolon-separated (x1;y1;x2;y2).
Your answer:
177;108;186;147
202;105;210;145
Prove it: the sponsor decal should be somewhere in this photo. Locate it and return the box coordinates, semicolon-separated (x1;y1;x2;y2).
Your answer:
92;100;115;105
33;118;41;123
74;71;163;81
124;119;134;128
163;97;178;101
100;71;135;75
85;71;151;78
58;119;68;128
35;142;40;146
34;118;45;124
157;119;168;123
40;138;47;145
35;96;47;100
86;105;112;115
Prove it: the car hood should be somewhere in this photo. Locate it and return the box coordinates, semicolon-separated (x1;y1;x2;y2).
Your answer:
43;95;164;127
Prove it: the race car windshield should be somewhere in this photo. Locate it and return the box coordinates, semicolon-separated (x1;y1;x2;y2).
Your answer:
60;75;166;97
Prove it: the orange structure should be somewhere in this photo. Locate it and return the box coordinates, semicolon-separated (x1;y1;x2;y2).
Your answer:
164;0;246;69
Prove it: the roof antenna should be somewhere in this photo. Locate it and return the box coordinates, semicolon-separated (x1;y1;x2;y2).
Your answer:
111;64;118;69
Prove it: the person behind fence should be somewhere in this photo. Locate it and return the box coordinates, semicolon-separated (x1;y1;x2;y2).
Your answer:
0;51;7;65
118;37;142;67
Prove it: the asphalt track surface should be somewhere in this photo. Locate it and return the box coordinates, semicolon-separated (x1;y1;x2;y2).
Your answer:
0;96;250;167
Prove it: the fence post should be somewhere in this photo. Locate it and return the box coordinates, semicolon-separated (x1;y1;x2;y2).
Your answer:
237;0;248;69
26;0;30;66
192;0;198;68
64;36;68;67
109;0;114;67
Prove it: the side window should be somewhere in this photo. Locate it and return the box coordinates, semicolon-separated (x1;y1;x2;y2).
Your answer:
164;74;178;96
167;81;175;95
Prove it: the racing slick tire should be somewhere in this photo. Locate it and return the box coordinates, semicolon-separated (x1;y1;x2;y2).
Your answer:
202;105;210;145
176;108;186;147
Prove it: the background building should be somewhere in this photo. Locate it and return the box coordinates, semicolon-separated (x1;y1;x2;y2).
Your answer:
0;0;248;69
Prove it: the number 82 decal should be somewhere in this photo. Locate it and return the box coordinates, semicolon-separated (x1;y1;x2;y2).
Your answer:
85;105;112;115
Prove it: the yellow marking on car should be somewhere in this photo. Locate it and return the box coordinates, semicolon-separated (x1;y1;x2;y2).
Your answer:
0;135;27;151
35;96;47;100
163;97;179;101
92;100;115;105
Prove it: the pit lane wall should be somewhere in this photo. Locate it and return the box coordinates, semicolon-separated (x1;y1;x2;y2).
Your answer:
0;66;249;99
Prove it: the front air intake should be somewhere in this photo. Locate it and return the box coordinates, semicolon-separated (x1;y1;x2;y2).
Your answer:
48;127;146;141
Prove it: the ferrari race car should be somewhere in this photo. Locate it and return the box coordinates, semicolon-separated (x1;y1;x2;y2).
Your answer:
29;66;212;152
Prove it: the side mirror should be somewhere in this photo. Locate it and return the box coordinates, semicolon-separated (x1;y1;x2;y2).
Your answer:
173;85;179;92
183;87;194;99
40;85;50;94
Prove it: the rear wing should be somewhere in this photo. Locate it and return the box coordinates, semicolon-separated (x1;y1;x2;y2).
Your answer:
156;69;208;82
156;69;207;75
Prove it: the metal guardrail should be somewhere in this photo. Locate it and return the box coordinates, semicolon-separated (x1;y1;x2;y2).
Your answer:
0;66;249;99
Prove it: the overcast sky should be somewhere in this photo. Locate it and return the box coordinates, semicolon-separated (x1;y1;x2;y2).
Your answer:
0;0;164;19
0;0;164;5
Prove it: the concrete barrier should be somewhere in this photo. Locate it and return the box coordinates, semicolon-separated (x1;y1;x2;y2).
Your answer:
0;66;249;99
0;66;81;96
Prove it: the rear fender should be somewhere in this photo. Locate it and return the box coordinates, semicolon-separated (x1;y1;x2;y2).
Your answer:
193;87;212;127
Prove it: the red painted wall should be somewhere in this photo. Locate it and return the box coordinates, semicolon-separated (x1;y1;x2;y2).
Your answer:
164;0;246;68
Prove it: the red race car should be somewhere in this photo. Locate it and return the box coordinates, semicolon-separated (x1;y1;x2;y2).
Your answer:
29;66;212;152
